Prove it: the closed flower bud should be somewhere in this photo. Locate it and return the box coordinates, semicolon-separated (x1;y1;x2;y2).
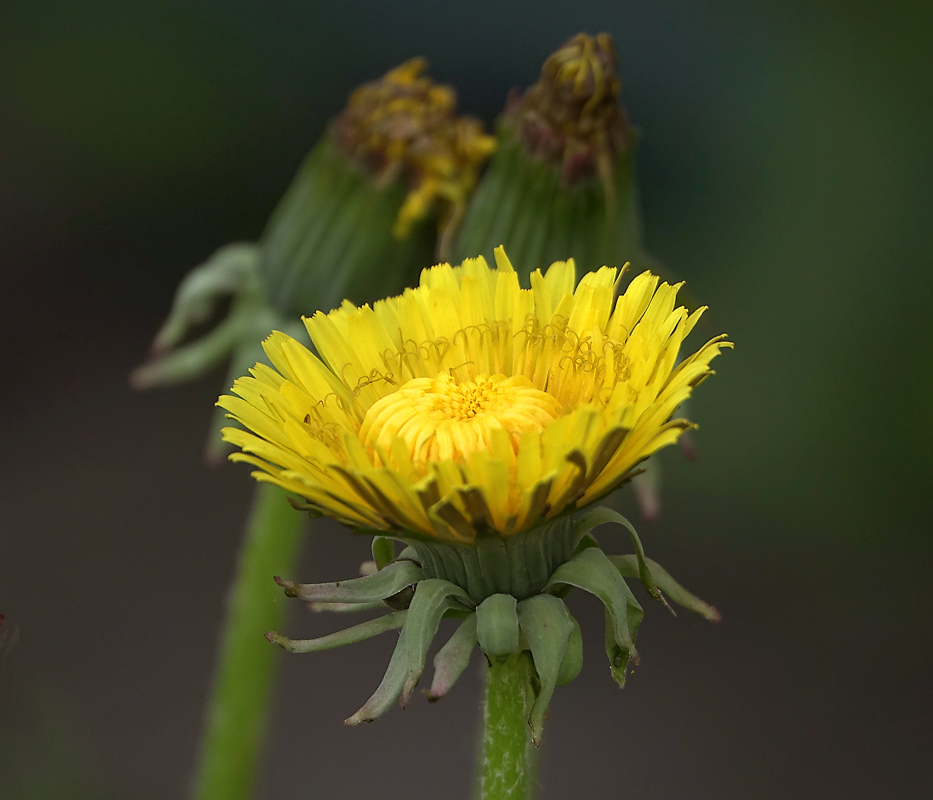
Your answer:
262;58;495;316
456;33;641;281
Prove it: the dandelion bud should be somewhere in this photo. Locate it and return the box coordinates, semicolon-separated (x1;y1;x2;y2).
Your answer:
456;33;641;281
262;58;495;316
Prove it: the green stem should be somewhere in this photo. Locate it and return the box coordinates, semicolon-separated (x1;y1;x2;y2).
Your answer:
191;483;306;800
479;652;536;800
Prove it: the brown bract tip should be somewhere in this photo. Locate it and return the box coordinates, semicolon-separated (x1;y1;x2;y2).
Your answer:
273;575;298;597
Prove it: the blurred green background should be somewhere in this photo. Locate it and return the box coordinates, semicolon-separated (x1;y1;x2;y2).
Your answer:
1;0;931;798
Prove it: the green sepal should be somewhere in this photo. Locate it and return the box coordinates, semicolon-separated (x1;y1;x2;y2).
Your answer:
265;610;406;653
396;544;419;562
371;537;395;571
603;602;641;688
273;559;423;604
308;600;385;613
131;302;248;390
574;507;669;610
426;614;478;701
130;245;276;395
344;631;409;726
476;594;520;658
151;242;261;352
400;579;474;705
516;593;574;747
544;547;642;660
286;496;322;516
572;532;601;555
556;613;583;686
608;555;721;622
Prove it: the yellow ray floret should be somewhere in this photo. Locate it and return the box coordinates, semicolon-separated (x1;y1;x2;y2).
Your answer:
218;248;731;543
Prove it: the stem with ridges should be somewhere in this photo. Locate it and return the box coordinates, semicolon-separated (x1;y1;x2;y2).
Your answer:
191;483;306;800
479;652;535;800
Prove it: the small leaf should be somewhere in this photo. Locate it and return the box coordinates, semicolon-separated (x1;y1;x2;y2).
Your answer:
608;555;721;621
396;545;420;562
372;536;395;570
265;610;407;653
544;547;642;661
574;507;669;610
151;242;260;352
401;579;474;705
344;631;409;726
426;614;478;701
604;604;641;687
476;594;520;658
308;600;385;613
274;559;423;604
556;613;583;686
131;310;247;389
572;532;600;556
516;594;574;747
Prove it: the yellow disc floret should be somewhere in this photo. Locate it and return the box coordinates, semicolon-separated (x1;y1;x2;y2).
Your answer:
360;373;561;465
218;247;731;543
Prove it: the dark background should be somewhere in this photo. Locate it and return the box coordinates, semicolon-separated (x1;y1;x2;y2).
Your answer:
2;0;932;798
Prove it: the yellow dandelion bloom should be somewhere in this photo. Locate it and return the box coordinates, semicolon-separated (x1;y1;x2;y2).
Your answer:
218;248;730;543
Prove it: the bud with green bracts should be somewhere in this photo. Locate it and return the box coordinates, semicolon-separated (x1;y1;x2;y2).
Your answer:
261;58;495;316
455;33;643;283
132;58;494;459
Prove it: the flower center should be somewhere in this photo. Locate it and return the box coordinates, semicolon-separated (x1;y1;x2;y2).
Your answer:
360;373;561;464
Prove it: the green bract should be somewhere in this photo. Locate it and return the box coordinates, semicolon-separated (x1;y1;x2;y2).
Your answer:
267;507;718;742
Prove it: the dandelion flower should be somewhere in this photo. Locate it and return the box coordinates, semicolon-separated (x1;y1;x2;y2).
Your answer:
219;247;730;543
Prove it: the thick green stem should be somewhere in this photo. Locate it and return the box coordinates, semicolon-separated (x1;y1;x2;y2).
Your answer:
191;483;306;800
479;652;535;800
